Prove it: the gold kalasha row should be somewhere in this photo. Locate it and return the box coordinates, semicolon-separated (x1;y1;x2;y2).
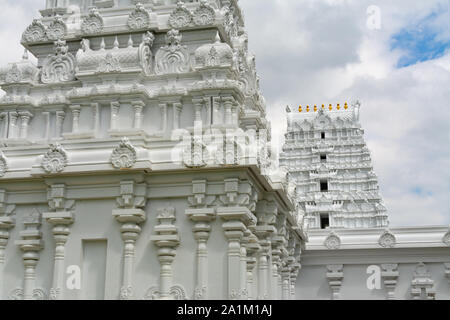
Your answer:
298;102;349;113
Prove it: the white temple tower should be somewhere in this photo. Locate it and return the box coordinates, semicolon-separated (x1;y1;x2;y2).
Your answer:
280;102;389;230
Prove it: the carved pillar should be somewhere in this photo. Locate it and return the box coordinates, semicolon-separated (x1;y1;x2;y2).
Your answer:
212;96;221;125
239;230;250;300
159;103;168;135
91;103;100;135
326;264;344;300
114;180;147;300
18;111;33;139
381;263;399;300
222;96;234;125
0;113;8;139
150;207;180;300
192;98;204;125
255;200;277;300
42;184;75;300
55;111;65;139
14;210;45;300
186;208;215;300
8;112;19;139
110;102;120;130
290;241;302;299
173;102;182;130
246;233;260;300
132;101;145;130
204;97;212;125
0;190;15;299
70;105;81;133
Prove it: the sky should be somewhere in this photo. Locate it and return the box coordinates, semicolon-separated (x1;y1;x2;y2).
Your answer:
0;0;449;227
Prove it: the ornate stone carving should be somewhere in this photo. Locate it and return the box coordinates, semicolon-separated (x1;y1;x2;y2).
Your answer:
324;232;341;250
41;40;76;83
111;137;137;169
326;264;344;300
97;53;121;73
127;3;151;30
81;7;104;35
143;285;187;300
381;264;399;300
378;230;396;248
411;263;435;300
183;135;208;168
193;0;215;26
22;19;47;43
42;143;68;174
443;229;450;246
47;15;67;41
155;29;190;75
0;151;7;178
139;31;155;75
168;1;193;29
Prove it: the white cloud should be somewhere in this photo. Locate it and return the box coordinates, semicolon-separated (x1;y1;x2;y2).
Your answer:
241;0;450;226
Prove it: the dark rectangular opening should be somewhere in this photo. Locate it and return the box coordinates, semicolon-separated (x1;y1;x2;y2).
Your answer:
320;215;330;229
320;154;327;162
320;180;328;192
321;132;326;139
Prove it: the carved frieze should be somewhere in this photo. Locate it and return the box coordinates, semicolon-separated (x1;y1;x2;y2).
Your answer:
81;7;104;35
42;143;68;174
168;1;193;29
46;15;67;41
41;40;76;84
111;138;137;169
127;3;151;30
155;29;190;75
22;19;47;43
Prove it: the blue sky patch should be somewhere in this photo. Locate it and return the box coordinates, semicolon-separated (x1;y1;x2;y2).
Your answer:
391;11;450;68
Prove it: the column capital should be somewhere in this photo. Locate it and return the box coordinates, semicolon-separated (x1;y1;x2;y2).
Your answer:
43;211;74;225
112;208;146;224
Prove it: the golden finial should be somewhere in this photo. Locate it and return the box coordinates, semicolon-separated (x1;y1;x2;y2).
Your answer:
322;104;325;109
329;104;332;111
314;105;318;112
344;102;348;110
306;105;310;112
299;105;302;113
337;103;340;110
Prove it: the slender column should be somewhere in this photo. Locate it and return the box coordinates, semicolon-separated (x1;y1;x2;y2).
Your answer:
281;264;291;300
256;238;271;300
132;101;145;130
186;209;216;300
159;103;168;134
246;233;260;300
212;97;221;125
8;112;19;139
150;207;180;300
192;98;204;125
113;209;146;300
110;102;120;130
239;230;250;300
0;113;8;139
42;112;50;140
222;96;234;125
18;111;33;139
204;97;212;125
218;206;255;300
15;211;44;300
43;211;74;300
0;215;15;299
271;241;282;300
55;111;65;139
91;103;100;135
173;102;182;130
70;105;81;133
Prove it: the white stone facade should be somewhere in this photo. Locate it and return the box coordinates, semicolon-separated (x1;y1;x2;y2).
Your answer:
280;103;389;229
0;0;305;300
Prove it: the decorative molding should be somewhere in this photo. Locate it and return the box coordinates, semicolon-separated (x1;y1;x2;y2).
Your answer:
42;143;68;174
143;284;187;300
46;15;67;41
324;232;341;250
111;137;137;169
193;0;216;26
81;7;104;35
41;40;76;84
0;151;8;177
443;229;450;246
411;263;435;300
155;29;190;75
444;263;450;285
381;264;399;300
326;264;344;300
22;19;47;43
378;230;396;248
127;3;151;30
168;1;193;29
